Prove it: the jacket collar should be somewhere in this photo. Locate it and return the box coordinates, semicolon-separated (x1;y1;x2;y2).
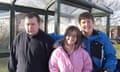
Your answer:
82;29;99;38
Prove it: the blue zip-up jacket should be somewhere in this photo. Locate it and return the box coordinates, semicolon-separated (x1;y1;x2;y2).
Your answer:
49;32;64;41
82;30;117;72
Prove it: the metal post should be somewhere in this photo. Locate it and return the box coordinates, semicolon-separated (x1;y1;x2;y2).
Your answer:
88;0;92;13
45;11;48;33
54;0;61;34
45;0;55;33
89;9;91;13
106;15;110;37
9;0;16;48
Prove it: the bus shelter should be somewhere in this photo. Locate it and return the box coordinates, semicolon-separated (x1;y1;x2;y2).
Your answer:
0;0;113;57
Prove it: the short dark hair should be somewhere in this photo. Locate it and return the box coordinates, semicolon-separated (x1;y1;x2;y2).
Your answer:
24;12;42;23
78;12;94;23
63;26;82;50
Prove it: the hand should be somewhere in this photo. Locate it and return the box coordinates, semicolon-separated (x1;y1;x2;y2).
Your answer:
100;69;109;72
103;70;109;72
103;69;109;72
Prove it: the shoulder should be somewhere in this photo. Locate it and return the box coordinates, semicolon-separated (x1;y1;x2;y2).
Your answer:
40;30;54;40
78;47;89;56
39;30;55;43
92;30;107;38
97;31;107;37
39;30;50;37
96;30;110;41
16;32;26;37
51;46;63;57
12;32;27;48
77;47;91;60
92;30;108;41
14;32;26;41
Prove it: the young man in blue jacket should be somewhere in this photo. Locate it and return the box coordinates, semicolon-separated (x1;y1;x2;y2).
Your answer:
49;12;117;72
78;12;117;72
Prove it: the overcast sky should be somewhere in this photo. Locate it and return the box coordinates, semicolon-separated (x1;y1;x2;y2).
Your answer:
93;0;120;25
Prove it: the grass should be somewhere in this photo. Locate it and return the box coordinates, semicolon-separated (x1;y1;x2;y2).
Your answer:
114;44;120;59
0;57;8;72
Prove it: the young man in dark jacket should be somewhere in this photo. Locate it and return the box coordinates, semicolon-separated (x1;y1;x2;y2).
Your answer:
8;13;54;72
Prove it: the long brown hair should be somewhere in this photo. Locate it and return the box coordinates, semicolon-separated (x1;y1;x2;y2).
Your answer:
63;26;82;50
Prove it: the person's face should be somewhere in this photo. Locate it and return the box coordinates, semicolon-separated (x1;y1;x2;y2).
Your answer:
24;17;40;36
65;30;77;46
79;18;94;36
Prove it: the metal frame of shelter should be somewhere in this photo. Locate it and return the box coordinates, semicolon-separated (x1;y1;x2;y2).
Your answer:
0;0;113;57
52;0;113;35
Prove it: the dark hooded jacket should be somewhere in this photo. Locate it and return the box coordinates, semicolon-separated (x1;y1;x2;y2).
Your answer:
8;29;54;72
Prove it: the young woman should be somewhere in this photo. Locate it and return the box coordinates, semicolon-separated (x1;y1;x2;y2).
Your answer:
49;26;92;72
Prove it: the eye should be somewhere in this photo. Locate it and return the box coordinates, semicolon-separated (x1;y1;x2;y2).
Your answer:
82;21;85;24
26;23;30;26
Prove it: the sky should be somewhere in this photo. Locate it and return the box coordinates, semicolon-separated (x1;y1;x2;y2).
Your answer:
0;0;119;25
93;0;120;25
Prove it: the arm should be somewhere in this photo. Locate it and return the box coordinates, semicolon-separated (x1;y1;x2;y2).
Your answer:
8;40;17;72
102;33;117;72
8;33;21;72
49;51;59;72
82;50;93;72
